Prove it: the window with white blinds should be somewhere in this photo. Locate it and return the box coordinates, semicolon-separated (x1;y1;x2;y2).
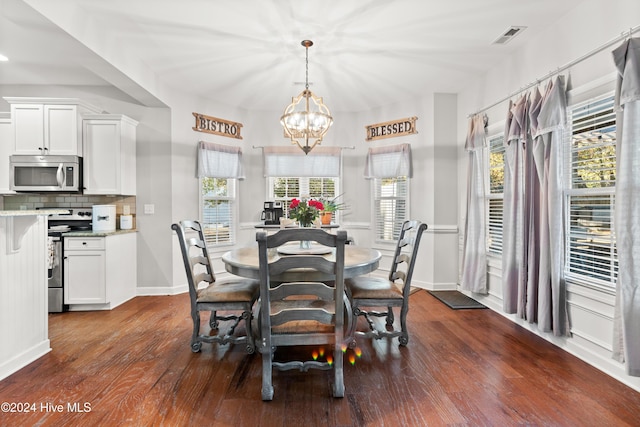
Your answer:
487;134;505;255
201;177;236;246
269;177;338;218
565;93;617;288
373;177;408;242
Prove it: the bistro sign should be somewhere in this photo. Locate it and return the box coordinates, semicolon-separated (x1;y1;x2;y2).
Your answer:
192;112;243;140
365;116;418;142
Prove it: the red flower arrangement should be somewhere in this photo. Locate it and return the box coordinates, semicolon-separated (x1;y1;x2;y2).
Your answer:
288;198;324;226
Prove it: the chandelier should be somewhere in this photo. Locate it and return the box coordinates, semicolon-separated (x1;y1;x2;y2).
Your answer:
280;40;333;155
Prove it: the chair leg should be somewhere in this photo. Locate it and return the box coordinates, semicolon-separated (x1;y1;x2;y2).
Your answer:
333;346;345;398
398;304;409;346
243;310;255;354
261;345;274;401
191;310;202;353
209;310;218;329
386;306;395;326
348;305;362;348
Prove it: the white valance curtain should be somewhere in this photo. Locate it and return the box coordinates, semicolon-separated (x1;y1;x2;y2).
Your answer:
461;114;488;294
197;141;245;179
262;146;341;177
364;143;413;179
501;76;569;337
612;37;640;376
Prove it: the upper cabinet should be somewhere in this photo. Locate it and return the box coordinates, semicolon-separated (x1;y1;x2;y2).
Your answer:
0;113;14;194
4;98;101;156
83;114;138;196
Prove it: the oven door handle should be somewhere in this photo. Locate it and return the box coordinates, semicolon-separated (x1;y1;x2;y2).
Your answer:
56;163;65;189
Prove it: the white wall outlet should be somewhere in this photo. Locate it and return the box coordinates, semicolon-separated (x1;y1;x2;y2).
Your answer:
144;204;155;215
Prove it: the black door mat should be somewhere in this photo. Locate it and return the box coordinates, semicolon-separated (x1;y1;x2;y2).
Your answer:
427;290;487;310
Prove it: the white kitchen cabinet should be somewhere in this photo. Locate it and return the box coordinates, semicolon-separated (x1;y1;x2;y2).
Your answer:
83;114;138;195
4;98;100;156
0;113;14;194
64;237;106;304
64;232;137;310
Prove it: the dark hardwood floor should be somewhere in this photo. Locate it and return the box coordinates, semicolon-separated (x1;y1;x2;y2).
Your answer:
1;290;639;426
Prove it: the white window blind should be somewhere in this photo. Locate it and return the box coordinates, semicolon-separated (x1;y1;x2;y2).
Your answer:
201;177;236;246
565;93;617;287
373;177;408;241
269;177;339;218
487;134;505;255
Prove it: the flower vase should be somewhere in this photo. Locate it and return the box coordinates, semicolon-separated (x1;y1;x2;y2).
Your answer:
299;222;313;249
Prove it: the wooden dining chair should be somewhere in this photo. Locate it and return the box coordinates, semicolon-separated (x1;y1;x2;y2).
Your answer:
257;228;349;401
172;220;259;354
346;220;427;346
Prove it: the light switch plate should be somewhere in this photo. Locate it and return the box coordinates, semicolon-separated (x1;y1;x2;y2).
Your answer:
144;204;155;214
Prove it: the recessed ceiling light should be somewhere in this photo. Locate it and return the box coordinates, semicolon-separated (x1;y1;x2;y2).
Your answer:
0;53;9;61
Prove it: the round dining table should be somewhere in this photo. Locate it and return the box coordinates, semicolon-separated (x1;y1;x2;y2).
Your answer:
221;244;382;282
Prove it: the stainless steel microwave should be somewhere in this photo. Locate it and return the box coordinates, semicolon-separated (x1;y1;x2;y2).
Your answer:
9;155;82;193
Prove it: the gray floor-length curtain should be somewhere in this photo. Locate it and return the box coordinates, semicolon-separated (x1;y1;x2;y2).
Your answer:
612;37;640;376
502;96;529;313
526;87;542;322
501;81;569;336
531;76;569;335
461;114;488;294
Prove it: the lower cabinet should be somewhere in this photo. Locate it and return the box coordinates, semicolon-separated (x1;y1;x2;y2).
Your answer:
64;232;136;310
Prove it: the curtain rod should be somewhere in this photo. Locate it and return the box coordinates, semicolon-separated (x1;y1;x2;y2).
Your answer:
469;24;640;117
252;145;355;150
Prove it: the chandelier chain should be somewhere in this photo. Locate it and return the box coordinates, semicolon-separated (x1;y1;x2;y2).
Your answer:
305;45;309;90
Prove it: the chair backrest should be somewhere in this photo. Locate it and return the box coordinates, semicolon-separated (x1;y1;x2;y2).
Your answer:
171;220;215;303
388;220;427;294
256;228;348;347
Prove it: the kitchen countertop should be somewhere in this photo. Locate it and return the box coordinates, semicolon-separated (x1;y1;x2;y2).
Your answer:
63;229;137;237
0;209;69;217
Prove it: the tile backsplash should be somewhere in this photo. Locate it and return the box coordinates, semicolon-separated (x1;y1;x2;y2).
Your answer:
2;194;136;216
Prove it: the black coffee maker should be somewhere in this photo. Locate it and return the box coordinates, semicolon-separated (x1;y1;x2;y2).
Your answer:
261;201;284;225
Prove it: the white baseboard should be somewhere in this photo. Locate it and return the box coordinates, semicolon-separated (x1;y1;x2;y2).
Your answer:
136;284;188;296
0;340;51;382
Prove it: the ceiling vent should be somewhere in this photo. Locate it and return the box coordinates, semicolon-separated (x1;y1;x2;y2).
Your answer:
492;26;527;45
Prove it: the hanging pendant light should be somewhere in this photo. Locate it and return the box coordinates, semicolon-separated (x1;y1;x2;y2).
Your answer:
280;40;333;155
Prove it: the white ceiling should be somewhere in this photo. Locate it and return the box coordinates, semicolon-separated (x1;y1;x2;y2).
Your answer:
0;0;586;112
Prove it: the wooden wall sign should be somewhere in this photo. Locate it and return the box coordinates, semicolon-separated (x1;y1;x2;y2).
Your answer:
192;112;243;140
365;116;418;142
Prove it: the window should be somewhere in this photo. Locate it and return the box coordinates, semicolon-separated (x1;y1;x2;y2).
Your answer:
565;93;617;288
269;177;338;217
373;177;408;242
487;134;505;255
200;177;236;246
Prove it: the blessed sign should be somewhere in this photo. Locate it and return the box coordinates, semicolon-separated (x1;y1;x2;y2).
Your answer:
365;116;418;142
192;112;243;140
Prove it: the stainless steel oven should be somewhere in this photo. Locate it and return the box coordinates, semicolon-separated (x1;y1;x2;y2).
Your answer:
44;208;93;312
